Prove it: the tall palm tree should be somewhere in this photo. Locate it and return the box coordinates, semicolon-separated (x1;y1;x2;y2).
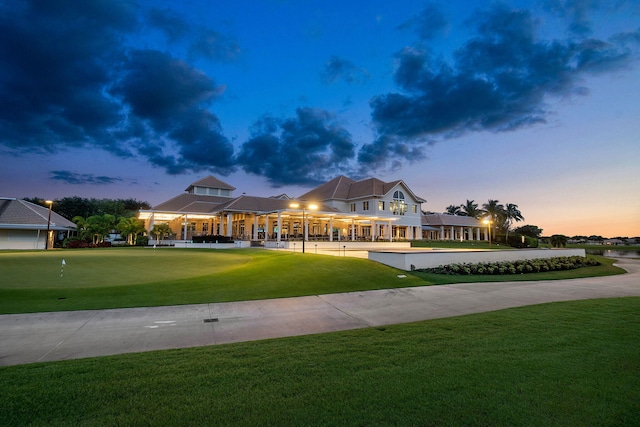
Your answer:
504;203;524;241
117;217;146;245
482;199;505;239
461;199;484;218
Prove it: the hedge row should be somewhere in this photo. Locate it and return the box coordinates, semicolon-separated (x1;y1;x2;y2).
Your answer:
418;256;600;275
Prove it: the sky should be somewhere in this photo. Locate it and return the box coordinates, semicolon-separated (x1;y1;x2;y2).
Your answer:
1;0;639;238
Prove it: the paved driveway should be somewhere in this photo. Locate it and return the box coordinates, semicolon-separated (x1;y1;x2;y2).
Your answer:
1;258;638;367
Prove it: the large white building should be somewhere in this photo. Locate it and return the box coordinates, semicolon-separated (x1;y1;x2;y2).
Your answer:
140;175;488;245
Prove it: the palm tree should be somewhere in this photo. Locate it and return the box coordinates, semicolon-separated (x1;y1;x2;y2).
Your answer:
550;234;568;248
445;204;462;215
482;199;505;240
117;217;146;245
461;200;484;218
151;223;172;242
503;203;524;241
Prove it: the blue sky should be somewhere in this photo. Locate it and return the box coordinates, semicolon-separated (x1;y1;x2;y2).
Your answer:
1;0;638;237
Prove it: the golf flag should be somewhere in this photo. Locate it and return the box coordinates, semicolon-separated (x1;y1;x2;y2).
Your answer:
62;259;66;266
60;259;66;277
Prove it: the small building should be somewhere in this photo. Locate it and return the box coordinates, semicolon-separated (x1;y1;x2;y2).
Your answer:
140;175;487;245
422;213;487;241
0;198;76;250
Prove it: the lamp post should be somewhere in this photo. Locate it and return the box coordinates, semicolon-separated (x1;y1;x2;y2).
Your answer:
289;202;318;253
45;200;53;250
483;218;492;249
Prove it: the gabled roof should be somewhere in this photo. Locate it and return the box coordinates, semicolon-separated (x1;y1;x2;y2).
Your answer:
185;175;235;192
151;193;230;212
422;213;481;227
299;176;355;201
0;198;76;230
299;175;426;203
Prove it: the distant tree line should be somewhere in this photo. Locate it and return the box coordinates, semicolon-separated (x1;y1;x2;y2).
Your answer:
24;197;151;220
24;197;151;247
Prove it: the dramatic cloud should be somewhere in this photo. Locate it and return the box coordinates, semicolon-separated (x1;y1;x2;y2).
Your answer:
237;108;356;186
0;0;237;177
0;0;136;152
320;56;369;84
360;4;638;169
397;3;448;40
50;171;123;185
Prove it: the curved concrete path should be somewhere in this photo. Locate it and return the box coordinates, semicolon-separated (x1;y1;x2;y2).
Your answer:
1;258;638;367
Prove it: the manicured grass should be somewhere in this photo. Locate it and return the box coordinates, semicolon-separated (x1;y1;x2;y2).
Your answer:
0;248;424;314
1;297;638;426
0;249;626;314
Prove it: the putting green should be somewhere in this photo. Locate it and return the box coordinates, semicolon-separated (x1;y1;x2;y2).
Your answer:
0;248;252;289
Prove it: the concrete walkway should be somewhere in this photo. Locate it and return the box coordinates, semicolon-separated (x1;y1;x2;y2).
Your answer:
1;258;638;367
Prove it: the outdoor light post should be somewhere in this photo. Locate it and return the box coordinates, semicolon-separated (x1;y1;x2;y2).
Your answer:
289;202;318;253
45;200;53;250
483;218;492;249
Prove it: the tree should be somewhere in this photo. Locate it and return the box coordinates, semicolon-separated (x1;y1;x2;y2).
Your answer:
514;225;543;238
151;223;172;242
482;199;505;238
461;199;484;218
445;204;462;215
550;234;568;248
503;203;524;241
86;214;116;244
117;217;147;245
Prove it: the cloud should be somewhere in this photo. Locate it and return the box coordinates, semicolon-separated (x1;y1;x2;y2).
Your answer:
0;1;236;176
360;4;638;169
112;49;236;174
320;56;369;84
0;0;136;152
236;108;356;186
397;3;448;40
50;171;124;185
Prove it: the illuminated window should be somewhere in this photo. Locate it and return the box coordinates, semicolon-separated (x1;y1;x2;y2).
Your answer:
391;191;407;215
363;201;369;210
350;203;356;212
378;201;385;211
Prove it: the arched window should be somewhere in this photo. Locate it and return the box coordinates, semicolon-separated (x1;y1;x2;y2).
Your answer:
391;191;407;215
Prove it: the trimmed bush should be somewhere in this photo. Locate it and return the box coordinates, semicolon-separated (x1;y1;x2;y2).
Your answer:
418;256;599;275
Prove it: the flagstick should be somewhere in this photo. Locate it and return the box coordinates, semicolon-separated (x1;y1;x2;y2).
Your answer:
60;259;66;277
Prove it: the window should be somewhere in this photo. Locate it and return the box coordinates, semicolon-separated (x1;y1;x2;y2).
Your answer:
363;201;369;210
391;191;407;216
378;201;385;211
412;205;418;214
202;223;209;232
350;203;356;212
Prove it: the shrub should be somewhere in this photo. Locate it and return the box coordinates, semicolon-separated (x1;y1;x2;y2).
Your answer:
417;256;600;276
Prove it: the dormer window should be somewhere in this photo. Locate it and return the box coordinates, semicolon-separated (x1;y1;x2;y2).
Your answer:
391;190;407;215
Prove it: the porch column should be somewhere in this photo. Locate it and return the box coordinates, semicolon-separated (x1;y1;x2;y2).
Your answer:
388;220;393;242
304;215;309;241
276;213;281;242
351;220;355;241
450;226;455;241
476;227;481;240
484;228;488;241
263;215;268;240
226;213;232;237
459;227;463;242
371;221;376;241
330;220;334;240
219;214;224;235
183;214;188;240
439;226;444;240
253;215;259;240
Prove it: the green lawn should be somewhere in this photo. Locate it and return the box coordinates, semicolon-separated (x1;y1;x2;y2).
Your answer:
0;248;424;314
1;297;638;426
0;248;626;314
